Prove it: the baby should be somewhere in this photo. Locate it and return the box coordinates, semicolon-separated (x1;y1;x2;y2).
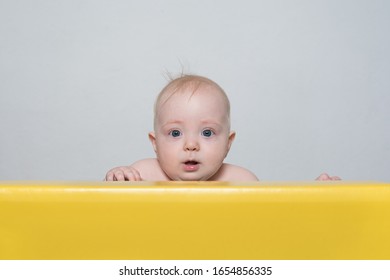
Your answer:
105;74;258;181
105;74;340;181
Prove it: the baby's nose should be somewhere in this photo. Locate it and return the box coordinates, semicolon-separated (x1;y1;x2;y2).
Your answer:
184;139;199;151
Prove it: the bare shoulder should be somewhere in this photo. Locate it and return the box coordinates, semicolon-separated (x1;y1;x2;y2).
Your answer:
131;158;160;169
211;163;259;181
131;158;170;181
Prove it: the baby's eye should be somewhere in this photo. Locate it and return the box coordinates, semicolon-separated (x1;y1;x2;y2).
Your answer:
169;130;181;137
202;129;214;137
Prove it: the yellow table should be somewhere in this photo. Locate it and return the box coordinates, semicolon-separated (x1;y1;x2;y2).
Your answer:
1;181;389;260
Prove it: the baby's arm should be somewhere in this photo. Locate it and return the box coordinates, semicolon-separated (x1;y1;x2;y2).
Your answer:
211;163;259;181
105;165;141;181
104;159;168;181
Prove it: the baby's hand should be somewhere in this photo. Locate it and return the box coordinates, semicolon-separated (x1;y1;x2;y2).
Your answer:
315;173;341;181
104;166;142;181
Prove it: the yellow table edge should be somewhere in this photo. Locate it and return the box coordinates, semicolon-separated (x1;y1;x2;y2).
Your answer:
1;181;390;260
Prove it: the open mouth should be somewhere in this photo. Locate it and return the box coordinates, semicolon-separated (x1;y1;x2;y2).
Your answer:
185;160;199;165
183;160;200;171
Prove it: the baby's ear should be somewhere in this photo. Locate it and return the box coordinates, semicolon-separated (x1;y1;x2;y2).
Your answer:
227;131;236;151
148;132;158;154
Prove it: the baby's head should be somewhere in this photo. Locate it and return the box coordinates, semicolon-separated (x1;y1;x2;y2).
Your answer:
153;75;231;129
149;75;235;180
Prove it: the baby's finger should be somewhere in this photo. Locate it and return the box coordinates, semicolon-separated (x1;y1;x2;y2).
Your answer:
123;172;135;181
124;170;142;181
133;169;142;181
315;173;331;181
105;171;114;181
113;171;125;181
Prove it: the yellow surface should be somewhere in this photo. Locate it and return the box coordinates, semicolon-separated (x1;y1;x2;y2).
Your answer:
1;181;390;260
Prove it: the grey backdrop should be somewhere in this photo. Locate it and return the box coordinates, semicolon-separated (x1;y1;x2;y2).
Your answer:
1;0;389;181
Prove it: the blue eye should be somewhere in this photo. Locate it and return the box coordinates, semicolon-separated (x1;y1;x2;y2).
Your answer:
202;129;214;137
170;130;181;137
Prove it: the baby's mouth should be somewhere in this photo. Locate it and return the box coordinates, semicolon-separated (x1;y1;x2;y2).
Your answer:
184;160;199;166
183;160;200;171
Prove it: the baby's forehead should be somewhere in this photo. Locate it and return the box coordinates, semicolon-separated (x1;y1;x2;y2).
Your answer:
156;80;229;110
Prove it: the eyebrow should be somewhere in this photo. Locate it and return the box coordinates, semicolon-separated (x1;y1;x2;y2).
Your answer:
200;120;223;128
163;119;183;124
160;120;183;128
160;119;223;129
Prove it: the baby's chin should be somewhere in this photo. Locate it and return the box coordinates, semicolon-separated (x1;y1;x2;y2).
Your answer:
169;173;214;181
162;164;222;181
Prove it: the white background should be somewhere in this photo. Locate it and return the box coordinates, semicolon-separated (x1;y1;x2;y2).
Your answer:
1;260;390;280
1;0;389;181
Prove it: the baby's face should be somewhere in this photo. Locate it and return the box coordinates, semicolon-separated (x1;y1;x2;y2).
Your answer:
150;85;235;181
